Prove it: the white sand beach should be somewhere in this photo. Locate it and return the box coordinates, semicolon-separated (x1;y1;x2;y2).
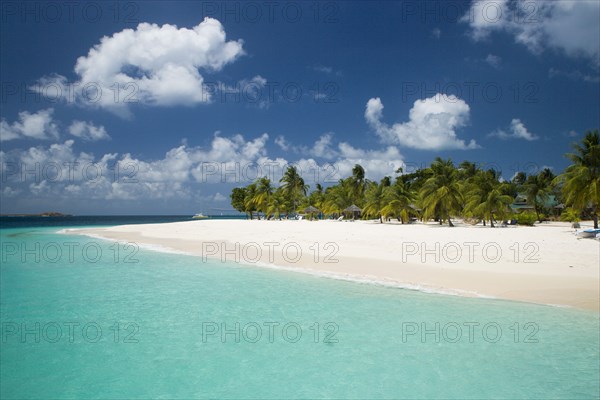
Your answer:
69;219;600;311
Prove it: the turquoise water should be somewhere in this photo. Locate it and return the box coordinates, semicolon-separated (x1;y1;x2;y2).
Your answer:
1;226;599;399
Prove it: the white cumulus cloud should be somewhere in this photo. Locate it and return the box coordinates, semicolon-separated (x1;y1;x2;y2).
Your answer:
485;54;502;69
0;131;407;205
489;118;538;141
68;120;110;141
33;18;245;116
272;133;405;181
334;144;404;179
365;95;479;150
0;109;60;142
309;133;338;159
463;0;600;64
213;192;227;202
274;135;291;151
274;133;338;160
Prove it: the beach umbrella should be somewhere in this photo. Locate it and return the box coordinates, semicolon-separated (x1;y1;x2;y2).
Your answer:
343;204;362;219
303;205;320;220
344;204;361;213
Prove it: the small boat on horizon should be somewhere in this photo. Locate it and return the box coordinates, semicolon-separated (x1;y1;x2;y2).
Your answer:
192;213;209;219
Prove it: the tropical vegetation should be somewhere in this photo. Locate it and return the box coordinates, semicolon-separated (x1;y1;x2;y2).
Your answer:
229;130;599;227
554;130;600;228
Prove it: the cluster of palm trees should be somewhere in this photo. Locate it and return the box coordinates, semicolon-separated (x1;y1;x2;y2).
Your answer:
230;166;308;220
230;130;600;228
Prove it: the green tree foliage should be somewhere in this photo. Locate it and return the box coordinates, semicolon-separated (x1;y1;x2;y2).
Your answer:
363;179;388;223
381;178;415;224
230;187;248;217
555;130;600;228
419;158;463;227
523;168;555;222
228;133;599;227
280;166;308;214
321;179;354;216
464;169;512;227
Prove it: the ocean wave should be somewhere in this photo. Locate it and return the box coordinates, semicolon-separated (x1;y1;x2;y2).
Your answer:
247;260;493;298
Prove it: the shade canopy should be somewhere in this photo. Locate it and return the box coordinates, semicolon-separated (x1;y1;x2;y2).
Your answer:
304;206;320;213
344;204;361;213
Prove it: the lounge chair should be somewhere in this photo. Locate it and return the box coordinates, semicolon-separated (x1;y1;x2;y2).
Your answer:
337;216;344;221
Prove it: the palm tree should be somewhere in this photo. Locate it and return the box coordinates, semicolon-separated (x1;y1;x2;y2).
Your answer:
363;180;388;223
280;166;308;214
523;168;554;222
306;183;325;211
555;130;600;228
464;169;498;226
381;180;415;224
253;177;274;216
266;189;287;219
397;167;431;195
419;158;463;227
512;171;527;186
349;164;367;205
322;179;353;216
458;160;479;180
465;182;513;227
244;183;258;220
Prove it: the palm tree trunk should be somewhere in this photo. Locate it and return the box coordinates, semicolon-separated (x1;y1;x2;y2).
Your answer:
594;214;598;229
448;215;454;227
490;213;495;228
379;214;383;223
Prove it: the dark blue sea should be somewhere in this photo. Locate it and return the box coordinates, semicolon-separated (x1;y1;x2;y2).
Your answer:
0;214;246;229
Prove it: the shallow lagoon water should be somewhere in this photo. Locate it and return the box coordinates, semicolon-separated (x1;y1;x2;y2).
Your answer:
1;226;598;399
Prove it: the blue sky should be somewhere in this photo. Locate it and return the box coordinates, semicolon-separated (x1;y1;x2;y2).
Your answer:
1;0;599;214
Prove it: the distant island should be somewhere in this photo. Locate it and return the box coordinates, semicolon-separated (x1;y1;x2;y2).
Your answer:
0;212;72;217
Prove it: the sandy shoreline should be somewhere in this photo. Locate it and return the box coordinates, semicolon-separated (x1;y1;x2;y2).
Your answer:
65;219;600;311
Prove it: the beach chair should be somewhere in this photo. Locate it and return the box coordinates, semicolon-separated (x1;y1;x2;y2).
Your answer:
337;216;344;221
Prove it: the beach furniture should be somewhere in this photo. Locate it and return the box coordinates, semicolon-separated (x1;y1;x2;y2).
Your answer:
577;228;600;238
